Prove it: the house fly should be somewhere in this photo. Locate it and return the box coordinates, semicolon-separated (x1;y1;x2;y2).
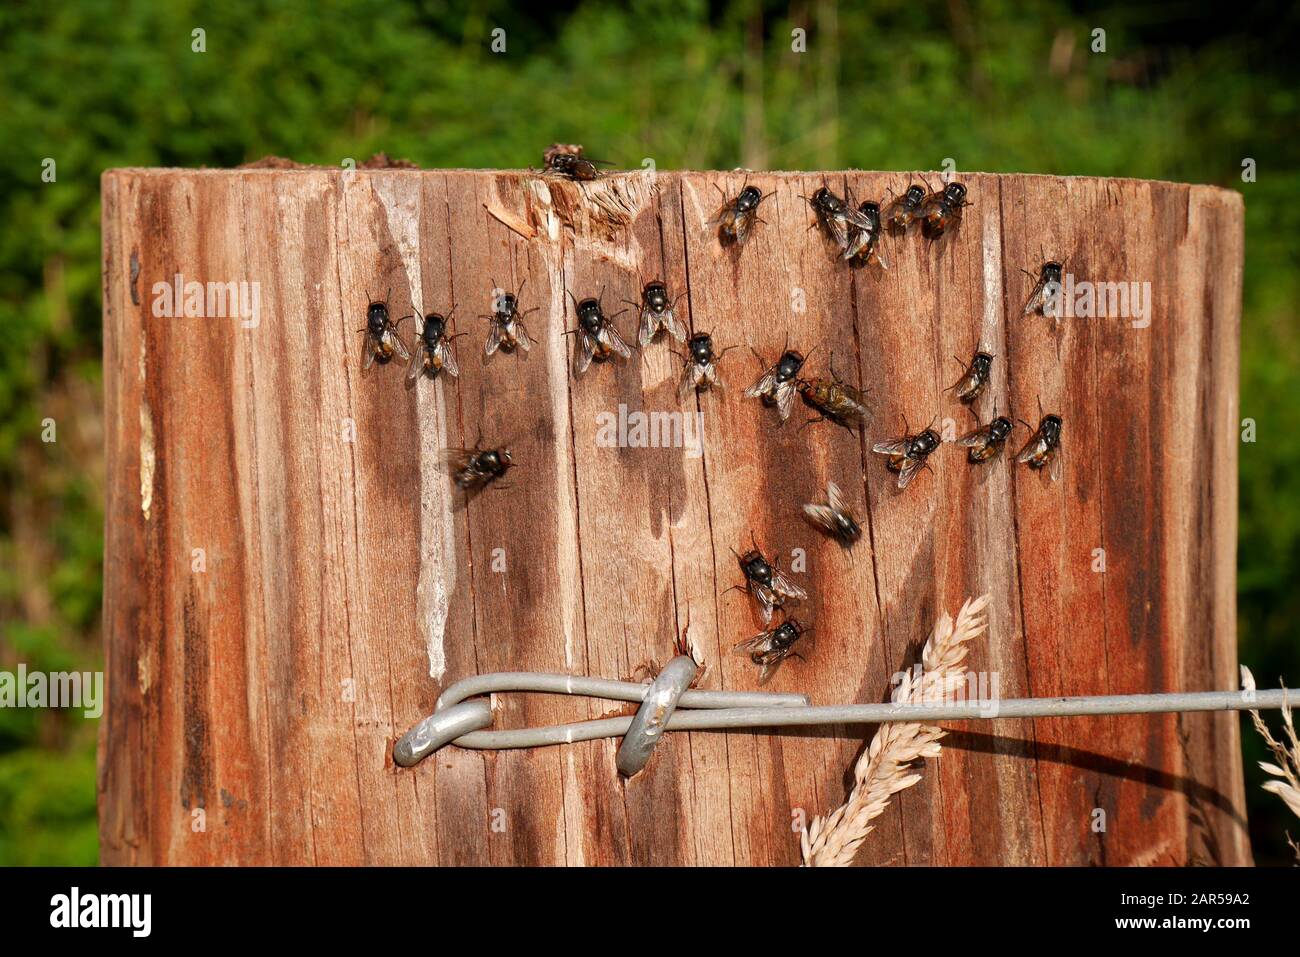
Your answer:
710;184;767;247
734;618;809;683
745;345;807;421
406;310;465;386
359;290;410;374
803;480;862;548
872;419;942;489
566;290;632;375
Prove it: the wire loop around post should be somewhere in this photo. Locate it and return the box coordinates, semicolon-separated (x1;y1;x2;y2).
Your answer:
616;656;696;777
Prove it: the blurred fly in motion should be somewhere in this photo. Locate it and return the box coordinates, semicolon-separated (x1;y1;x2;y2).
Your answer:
734;618;809;683
406;309;465;386
710;183;767;247
883;183;927;232
1022;258;1065;319
729;534;808;624
872;418;942;490
565;290;632;375
1016;409;1063;482
797;355;871;432
844;200;888;269
627;279;685;347
921;181;970;239
802;480;862;548
958;412;1016;463
542;143;611;181
805;185;876;252
482;280;535;356
946;350;994;403
440;443;515;495
745;345;807;421
675;331;735;402
359;290;410;374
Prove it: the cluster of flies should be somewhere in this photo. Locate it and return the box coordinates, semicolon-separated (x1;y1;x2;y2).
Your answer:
357;145;1066;683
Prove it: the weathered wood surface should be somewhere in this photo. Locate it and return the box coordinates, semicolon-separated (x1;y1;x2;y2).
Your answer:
100;167;1246;865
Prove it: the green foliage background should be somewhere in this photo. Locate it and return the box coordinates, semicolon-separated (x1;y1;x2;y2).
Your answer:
1;0;1297;865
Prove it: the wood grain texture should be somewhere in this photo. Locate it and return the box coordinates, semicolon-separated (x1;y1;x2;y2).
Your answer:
100;168;1247;865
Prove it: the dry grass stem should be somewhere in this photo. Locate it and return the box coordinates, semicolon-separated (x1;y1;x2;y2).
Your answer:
1241;665;1300;860
800;594;991;867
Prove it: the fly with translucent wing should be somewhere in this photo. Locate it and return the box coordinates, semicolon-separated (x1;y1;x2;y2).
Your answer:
542;143;612;181
729;534;808;624
796;354;871;432
946;350;994;403
675;331;735;402
627;279;686;347
359;290;410;374
872;419;942;490
920;181;970;238
439;442;515;498
843;200;887;269
883;183;927;232
806;185;877;252
734;618;809;683
1016;411;1063;481
959;412;1016;463
482;279;535;357
710;183;767;247
566;291;632;376
406;309;465;387
803;480;862;548
1022;258;1065;319
745;345;807;421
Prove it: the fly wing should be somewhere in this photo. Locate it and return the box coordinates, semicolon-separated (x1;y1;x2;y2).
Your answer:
662;309;687;343
361;332;378;374
511;317;532;352
1047;444;1062;483
733;630;774;655
1023;274;1050;316
384;328;410;362
825;480;846;514
748;580;777;624
774;379;797;421
637;308;656;347
733;208;755;246
948;367;978;400
703;363;721;388
842;227;872;262
872;437;909;456
896;455;926;489
575;330;595;375
769;567;807;602
820;211;849;250
1016;432;1048;465
745;364;778;399
485;319;504;356
958;425;990;448
405;339;429;387
435;338;459;378
602;323;633;359
436;448;475;477
803;502;839;535
678;362;704;403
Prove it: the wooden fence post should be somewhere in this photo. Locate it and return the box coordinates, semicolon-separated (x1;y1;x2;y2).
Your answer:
100;167;1246;865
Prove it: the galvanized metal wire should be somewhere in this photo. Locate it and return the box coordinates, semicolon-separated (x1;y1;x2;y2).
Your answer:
393;659;1293;776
